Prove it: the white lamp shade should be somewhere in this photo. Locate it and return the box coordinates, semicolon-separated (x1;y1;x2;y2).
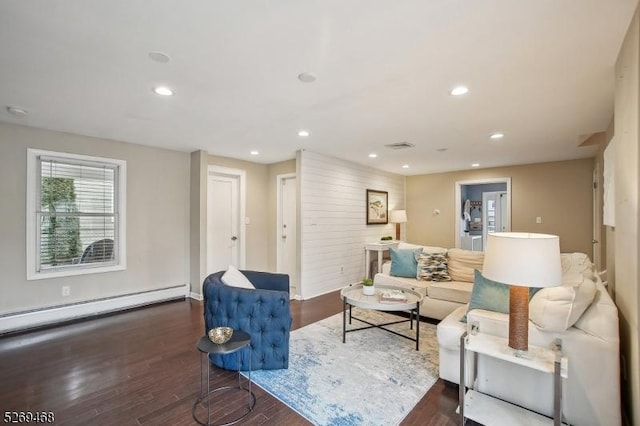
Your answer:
482;232;562;288
389;210;407;223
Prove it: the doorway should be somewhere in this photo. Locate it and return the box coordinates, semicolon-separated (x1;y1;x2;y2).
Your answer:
277;173;298;298
455;178;512;250
207;166;246;275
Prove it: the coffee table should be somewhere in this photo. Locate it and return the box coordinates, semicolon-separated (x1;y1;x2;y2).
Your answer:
340;284;423;350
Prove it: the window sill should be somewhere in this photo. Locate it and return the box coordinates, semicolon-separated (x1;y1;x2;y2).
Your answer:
27;264;126;281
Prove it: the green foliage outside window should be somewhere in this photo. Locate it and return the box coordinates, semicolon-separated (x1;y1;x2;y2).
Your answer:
41;177;81;266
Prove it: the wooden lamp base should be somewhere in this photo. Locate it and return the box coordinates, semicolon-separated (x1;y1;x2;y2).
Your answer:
395;223;401;240
509;285;529;351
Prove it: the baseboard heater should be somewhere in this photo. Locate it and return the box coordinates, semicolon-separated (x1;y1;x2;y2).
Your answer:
0;283;190;334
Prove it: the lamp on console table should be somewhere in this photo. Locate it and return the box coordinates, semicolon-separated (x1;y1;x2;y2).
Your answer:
389;210;407;241
482;232;562;353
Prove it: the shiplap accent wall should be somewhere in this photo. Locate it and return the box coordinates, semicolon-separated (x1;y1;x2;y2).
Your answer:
299;150;405;299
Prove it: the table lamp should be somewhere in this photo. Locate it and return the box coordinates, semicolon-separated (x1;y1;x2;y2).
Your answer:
389;210;407;241
482;232;562;352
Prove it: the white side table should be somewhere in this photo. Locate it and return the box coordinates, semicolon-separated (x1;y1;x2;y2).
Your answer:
459;331;568;426
364;241;399;278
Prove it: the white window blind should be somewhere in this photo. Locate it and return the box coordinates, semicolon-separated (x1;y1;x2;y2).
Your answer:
27;149;126;279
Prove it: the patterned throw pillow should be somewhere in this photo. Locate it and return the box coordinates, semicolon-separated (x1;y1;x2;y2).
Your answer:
417;253;452;282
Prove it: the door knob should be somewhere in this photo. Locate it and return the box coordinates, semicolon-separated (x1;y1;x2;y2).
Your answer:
231;236;238;241
282;235;287;239
592;239;598;244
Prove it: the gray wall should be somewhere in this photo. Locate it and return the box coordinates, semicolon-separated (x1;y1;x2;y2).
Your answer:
0;123;190;315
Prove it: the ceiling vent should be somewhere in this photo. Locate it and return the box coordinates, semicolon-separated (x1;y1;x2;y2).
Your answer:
385;142;415;150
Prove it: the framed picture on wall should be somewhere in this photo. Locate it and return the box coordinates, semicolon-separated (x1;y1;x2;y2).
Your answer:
366;189;388;224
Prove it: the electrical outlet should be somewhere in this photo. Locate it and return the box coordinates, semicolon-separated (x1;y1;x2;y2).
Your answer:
62;286;70;297
536;216;542;224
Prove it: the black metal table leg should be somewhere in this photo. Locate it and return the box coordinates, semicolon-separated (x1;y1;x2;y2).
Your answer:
342;297;347;343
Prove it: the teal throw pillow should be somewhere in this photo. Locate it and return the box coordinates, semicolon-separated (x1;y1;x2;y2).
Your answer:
462;270;541;322
389;247;422;278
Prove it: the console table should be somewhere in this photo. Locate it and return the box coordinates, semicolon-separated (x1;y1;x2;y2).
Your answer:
459;331;567;426
364;241;399;278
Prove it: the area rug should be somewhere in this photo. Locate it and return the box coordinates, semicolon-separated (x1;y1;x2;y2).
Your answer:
243;308;439;425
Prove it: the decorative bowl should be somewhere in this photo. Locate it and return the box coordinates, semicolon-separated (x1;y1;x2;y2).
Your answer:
208;326;233;344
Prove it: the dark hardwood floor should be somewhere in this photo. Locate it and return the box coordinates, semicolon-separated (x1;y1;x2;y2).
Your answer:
0;292;461;425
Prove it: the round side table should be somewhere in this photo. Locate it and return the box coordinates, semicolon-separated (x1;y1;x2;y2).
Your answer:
192;330;256;426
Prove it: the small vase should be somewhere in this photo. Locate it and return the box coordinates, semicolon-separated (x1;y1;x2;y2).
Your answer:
362;285;375;296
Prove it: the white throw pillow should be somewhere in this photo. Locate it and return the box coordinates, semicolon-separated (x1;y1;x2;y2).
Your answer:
561;252;596;281
221;265;255;289
529;273;597;332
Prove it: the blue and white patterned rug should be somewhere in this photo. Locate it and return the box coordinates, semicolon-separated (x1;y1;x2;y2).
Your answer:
243;308;439;425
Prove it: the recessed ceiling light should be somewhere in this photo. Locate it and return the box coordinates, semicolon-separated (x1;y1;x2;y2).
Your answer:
490;132;505;140
250;150;259;156
450;86;469;96
153;86;174;96
298;72;317;83
149;51;171;63
6;106;28;118
369;153;377;158
402;164;410;169
471;163;480;167
298;130;310;137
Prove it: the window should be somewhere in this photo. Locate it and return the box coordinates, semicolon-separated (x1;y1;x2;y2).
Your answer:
27;149;126;279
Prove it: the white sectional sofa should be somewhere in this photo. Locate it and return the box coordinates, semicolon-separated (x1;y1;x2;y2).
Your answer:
373;242;483;320
437;253;621;426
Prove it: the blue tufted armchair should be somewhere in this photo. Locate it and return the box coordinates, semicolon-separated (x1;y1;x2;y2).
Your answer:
202;270;292;371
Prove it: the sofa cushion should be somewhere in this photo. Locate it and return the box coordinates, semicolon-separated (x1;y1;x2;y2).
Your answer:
573;282;619;341
398;242;447;253
221;265;255;289
417;252;452;282
374;271;428;296
447;248;484;282
389;247;422;278
428;280;473;304
529;272;597;332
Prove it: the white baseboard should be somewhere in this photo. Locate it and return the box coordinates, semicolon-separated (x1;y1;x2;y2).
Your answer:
189;292;203;301
0;284;189;334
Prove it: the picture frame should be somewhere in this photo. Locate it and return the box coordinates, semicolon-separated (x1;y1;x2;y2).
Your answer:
366;189;388;224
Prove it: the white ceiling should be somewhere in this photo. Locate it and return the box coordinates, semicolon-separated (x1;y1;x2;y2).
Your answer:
0;1;637;175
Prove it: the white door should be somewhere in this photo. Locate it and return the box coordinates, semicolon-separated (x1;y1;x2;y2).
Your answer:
277;175;297;297
207;172;241;274
482;191;509;250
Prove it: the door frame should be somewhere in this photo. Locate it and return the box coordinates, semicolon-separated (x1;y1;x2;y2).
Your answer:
592;163;602;270
454;177;512;249
207;165;247;269
276;173;298;297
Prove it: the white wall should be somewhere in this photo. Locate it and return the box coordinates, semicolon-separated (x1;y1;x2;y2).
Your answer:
613;7;640;424
0;123;190;316
299;150;404;299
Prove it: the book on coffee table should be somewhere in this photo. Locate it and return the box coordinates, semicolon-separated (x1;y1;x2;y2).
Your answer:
379;289;408;303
